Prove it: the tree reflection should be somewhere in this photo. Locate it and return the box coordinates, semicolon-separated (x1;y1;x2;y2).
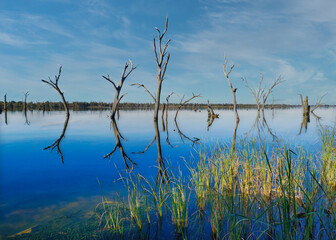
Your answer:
44;114;69;164
104;117;136;171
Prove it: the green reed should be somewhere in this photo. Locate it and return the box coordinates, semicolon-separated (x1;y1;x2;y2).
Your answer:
97;126;336;239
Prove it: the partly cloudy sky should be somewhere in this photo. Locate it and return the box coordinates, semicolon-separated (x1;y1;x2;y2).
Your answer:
1;0;335;104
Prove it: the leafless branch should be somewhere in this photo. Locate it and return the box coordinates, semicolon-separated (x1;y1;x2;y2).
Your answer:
223;57;239;121
131;83;156;102
311;93;327;113
261;76;284;110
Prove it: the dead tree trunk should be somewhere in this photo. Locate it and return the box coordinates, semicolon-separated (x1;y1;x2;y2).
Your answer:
4;94;7;112
298;94;310;135
103;60;136;119
42;65;69;118
24;91;29;113
223;57;239;122
153;17;170;122
299;94;310;117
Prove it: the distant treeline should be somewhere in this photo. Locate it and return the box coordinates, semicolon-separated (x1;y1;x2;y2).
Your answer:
1;101;334;112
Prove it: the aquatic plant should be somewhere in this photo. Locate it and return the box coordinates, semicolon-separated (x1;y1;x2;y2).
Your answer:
169;167;190;234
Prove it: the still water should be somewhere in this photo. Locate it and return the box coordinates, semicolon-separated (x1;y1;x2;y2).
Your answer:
0;108;335;237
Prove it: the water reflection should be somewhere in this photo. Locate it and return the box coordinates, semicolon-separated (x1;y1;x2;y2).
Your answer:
207;101;219;131
249;110;276;141
104;117;136;171
43;113;69;164
5;109;8;125
24;110;30;125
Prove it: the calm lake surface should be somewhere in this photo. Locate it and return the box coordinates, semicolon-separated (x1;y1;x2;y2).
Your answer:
1;108;335;237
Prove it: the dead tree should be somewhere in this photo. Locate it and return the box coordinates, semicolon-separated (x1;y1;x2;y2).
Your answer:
223;57;239;121
104;117;136;171
42;65;70;163
298;94;310;135
242;74;264;112
243;74;283;112
24;91;29;113
132;16;170;121
103;60;136;119
261;76;284;111
41;65;69;118
299;94;310;117
4;94;7;112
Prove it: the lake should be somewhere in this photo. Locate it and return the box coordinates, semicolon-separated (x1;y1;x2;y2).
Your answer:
1;107;335;239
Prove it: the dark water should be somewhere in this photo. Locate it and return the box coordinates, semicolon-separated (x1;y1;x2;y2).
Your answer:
0;108;335;237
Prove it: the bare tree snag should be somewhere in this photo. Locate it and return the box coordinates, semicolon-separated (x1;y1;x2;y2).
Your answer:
298;94;310;135
133;17;170;122
24;91;29;113
261;76;284;111
42;65;70;163
104;118;136;171
103;60;136;119
242;73;264;111
4;94;7;112
299;94;310;117
223;57;239;121
230;116;239;154
41;65;69;118
154;16;171;122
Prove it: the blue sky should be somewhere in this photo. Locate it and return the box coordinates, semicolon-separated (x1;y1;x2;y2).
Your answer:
0;0;335;104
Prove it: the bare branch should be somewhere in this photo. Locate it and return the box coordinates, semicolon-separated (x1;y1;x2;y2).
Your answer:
131;83;156;102
124;60;137;79
161;16;168;38
262;76;284;108
161;53;170;80
311;93;327;113
102;75;118;91
154;38;159;66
